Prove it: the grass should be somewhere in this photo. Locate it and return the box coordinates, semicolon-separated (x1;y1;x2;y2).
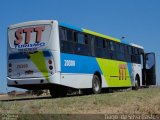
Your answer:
0;87;160;115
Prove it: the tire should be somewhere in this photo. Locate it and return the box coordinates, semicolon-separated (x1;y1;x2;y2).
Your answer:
92;75;101;94
134;76;140;90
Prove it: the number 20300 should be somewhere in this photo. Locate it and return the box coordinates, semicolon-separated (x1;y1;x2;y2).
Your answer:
64;60;76;67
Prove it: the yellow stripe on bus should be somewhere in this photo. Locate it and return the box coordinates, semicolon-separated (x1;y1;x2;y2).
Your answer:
83;29;121;42
29;50;49;82
96;58;132;87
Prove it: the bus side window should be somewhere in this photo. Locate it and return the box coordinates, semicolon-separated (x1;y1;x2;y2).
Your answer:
91;36;95;56
115;43;120;60
128;46;132;62
102;39;106;48
104;40;110;58
74;32;91;56
135;48;138;55
128;46;132;55
59;27;66;41
109;41;115;51
94;37;106;58
132;47;139;63
77;33;89;45
120;44;125;61
105;40;108;49
124;45;128;62
135;48;141;64
96;37;103;48
131;47;134;63
125;46;130;62
77;33;85;44
137;49;141;64
120;44;124;53
84;34;89;44
115;43;119;52
60;28;75;54
108;41;116;60
73;31;77;42
66;29;74;42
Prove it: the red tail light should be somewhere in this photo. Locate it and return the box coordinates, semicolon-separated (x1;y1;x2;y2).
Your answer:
48;60;52;64
9;63;12;67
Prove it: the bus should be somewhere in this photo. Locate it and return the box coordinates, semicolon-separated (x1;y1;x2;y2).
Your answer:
7;20;156;97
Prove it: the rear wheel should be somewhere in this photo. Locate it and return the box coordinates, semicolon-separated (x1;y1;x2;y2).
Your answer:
92;75;101;94
134;75;140;90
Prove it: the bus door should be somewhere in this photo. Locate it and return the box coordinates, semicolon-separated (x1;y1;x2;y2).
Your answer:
141;53;146;86
145;53;156;85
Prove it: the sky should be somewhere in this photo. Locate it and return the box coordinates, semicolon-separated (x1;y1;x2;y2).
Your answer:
0;0;160;93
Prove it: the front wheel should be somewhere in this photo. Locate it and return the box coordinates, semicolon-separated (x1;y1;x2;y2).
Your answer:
92;75;101;94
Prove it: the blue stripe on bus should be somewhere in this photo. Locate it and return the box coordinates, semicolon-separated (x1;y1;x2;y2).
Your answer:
121;40;130;45
9;53;28;60
59;22;83;32
127;63;133;83
61;53;102;74
43;51;52;57
8;51;52;60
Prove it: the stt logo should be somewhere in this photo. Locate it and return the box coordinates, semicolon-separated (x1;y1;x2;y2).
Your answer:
14;26;45;45
119;64;127;80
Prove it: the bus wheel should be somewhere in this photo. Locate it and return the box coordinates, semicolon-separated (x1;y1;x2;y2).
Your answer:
92;75;101;94
134;75;140;90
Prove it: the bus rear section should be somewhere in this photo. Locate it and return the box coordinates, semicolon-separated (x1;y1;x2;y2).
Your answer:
7;20;61;90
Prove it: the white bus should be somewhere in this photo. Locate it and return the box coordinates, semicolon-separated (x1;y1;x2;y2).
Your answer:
7;20;156;97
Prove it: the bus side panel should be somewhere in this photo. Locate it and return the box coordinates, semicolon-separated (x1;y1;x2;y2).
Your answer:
96;58;132;87
60;73;94;88
60;53;102;74
60;53;108;88
60;53;133;89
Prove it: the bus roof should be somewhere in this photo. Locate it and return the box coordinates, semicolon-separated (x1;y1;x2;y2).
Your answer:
8;20;54;29
130;43;144;49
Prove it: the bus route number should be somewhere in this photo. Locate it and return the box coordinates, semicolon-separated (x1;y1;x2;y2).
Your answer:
64;60;75;67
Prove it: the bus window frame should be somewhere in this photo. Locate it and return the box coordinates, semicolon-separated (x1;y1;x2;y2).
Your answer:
59;26;143;64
